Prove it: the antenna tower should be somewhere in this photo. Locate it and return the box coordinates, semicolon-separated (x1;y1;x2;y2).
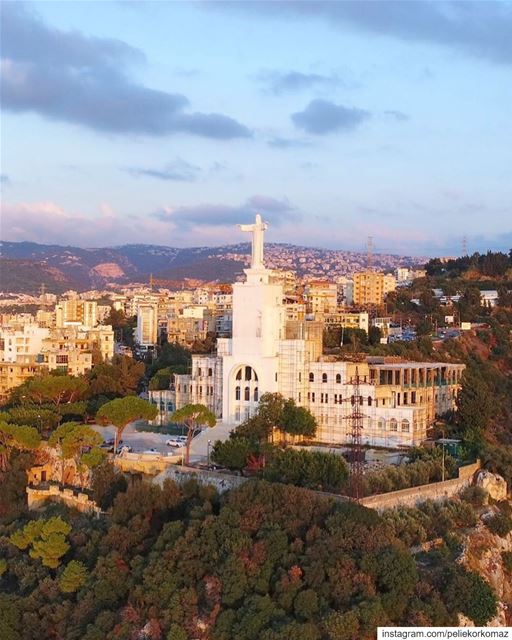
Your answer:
344;366;365;501
462;235;468;257
367;236;374;271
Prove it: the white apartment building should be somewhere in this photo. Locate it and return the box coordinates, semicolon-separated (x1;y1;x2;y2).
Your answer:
136;303;158;346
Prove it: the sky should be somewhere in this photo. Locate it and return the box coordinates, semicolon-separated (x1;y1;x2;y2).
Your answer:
1;0;511;257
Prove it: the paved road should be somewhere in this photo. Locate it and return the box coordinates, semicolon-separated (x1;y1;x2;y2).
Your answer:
94;420;236;463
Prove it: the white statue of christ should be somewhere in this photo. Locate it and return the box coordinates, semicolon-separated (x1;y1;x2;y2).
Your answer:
238;214;268;269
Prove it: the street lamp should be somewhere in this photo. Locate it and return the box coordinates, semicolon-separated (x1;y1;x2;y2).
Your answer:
37;414;42;433
440;428;446;482
207;439;212;470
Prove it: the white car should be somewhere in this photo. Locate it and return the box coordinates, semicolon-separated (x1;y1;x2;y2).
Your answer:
166;437;186;448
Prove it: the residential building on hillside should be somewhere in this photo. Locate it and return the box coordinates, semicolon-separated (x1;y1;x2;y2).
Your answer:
56;299;98;329
136;303;158;347
353;271;395;306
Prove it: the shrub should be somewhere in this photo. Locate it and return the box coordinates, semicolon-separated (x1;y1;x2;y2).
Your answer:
460;485;488;506
485;512;512;538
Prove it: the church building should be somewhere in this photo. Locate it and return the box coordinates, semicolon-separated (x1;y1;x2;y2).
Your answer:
156;215;464;448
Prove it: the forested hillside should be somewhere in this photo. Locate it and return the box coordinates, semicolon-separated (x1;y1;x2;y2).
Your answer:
0;472;503;640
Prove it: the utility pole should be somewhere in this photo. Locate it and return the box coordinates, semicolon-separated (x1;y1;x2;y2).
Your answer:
344;366;365;501
367;236;374;271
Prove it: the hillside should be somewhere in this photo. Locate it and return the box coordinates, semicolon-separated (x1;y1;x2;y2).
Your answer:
0;241;425;293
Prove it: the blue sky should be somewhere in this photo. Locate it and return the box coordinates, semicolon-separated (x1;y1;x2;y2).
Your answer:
1;0;511;256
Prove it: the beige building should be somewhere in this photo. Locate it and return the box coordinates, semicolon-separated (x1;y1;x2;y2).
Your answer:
56;299;98;329
0;357;45;404
305;281;338;315
353;271;395;306
323;311;369;334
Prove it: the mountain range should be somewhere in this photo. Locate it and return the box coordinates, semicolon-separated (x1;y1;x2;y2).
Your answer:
0;241;426;294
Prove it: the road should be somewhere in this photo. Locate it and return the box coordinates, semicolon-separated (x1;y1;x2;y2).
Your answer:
94;420;235;463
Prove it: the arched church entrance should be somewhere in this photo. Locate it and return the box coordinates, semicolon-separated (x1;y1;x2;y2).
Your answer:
232;365;259;423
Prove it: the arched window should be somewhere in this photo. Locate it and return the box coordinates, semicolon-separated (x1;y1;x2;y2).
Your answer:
322;373;328;383
236;369;242;380
245;366;252;381
254;387;259;402
367;396;372;406
390;418;398;432
401;419;410;432
336;373;341;384
309;372;314;382
244;386;250;401
378;418;386;431
235;386;241;400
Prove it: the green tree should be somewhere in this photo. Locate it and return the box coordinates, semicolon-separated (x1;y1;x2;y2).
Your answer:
91;461;128;510
443;567;497;626
5;406;60;432
280;400;316;440
0;421;41;471
171;404;216;465
12;373;87;407
456;367;495;448
87;355;145;399
96;396;158;453
148;366;173;391
59;560;88;593
368;326;382;346
10;516;71;569
211;437;253;471
49;422;104;486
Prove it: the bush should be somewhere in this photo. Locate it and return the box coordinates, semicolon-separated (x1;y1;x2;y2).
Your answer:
485;512;512;538
502;551;512;574
460;485;488;506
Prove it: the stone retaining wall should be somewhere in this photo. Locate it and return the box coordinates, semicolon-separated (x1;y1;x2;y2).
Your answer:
27;485;101;516
360;461;481;511
154;465;248;493
114;452;182;475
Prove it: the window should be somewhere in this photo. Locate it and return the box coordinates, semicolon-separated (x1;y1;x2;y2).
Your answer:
325;394;328;403
309;372;314;382
298;372;302;382
236;369;242;380
390;419;398;432
254;387;259;402
244;386;250;401
322;373;328;383
208;368;213;377
235;386;241;401
378;418;386;431
245;366;251;381
311;392;315;403
367;397;372;406
336;373;341;384
198;368;202;377
401;419;410;433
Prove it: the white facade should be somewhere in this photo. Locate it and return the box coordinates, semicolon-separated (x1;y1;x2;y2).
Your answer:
0;324;50;362
136;303;158;346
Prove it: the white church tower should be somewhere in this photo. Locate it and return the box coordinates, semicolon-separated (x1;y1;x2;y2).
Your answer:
217;214;286;423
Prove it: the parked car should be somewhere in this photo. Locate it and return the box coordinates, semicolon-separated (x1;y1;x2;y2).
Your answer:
142;448;160;455
117;445;133;454
166;437;186;448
